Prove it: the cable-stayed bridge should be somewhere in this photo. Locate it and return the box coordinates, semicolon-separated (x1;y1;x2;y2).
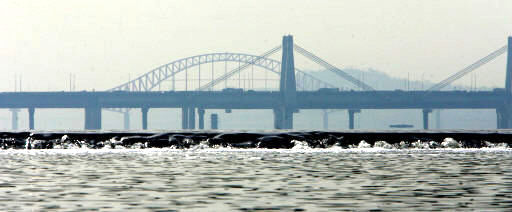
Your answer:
3;35;512;130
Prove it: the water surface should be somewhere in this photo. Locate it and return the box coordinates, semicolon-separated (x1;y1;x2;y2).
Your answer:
1;148;511;211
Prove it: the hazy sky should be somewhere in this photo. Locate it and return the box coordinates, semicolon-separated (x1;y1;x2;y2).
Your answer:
1;0;511;91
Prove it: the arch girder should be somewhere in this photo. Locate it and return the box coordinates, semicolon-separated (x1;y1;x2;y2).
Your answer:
109;51;337;92
109;52;285;92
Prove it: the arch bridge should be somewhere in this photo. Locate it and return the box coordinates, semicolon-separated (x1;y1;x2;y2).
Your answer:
7;35;512;131
100;35;512;130
105;36;374;130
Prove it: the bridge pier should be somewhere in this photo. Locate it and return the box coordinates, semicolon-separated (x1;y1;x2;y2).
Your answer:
141;107;149;130
211;113;218;129
348;109;360;129
182;107;189;129
497;108;505;129
10;109;19;130
501;36;512;129
422;109;432;130
284;109;293;129
198;108;205;130
434;109;441;129
188;107;196;129
273;108;282;129
496;107;512;129
506;36;512;96
84;106;101;130
275;35;297;129
273;107;293;129
28;107;35;130
322;110;328;130
123;111;130;130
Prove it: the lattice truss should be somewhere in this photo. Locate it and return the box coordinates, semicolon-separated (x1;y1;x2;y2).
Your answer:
108;46;350;92
106;40;508;113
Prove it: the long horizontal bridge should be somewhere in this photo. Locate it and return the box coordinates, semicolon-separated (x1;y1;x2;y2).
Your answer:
0;90;506;109
1;89;507;131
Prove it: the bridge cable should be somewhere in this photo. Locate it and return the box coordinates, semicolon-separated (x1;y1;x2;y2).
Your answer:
293;44;375;91
428;45;507;91
197;45;282;90
195;49;338;91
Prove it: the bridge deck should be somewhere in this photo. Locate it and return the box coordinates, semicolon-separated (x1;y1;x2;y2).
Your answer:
0;90;505;110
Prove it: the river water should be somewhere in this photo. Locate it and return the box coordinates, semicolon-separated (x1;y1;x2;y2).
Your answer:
1;147;512;211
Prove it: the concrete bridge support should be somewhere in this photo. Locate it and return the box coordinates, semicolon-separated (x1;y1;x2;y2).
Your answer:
123;111;130;130
322;110;328;130
84;106;101;130
275;35;297;129
348;109;360;129
506;36;512;97
10;109;19;130
497;107;512;129
211;113;218;129
182;107;189;129
422;109;432;130
284;110;293;129
141;107;149;130
273;108;281;129
198;108;205;130
188;107;196;129
501;36;512;129
434;109;441;129
28;107;35;130
273;107;293;129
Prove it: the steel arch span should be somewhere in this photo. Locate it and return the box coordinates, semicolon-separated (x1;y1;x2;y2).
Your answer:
108;52;336;92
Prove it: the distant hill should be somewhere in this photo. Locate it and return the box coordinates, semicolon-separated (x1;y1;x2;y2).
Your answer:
306;68;493;91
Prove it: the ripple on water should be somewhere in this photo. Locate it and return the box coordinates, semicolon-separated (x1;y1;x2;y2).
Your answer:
0;149;512;210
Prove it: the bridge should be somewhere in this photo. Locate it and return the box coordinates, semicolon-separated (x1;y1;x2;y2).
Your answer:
4;35;512;130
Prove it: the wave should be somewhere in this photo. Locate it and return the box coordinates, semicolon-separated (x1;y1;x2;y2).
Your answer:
0;130;511;150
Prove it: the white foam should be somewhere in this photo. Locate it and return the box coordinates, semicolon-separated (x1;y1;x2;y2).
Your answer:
410;140;426;149
373;141;394;149
189;140;210;150
441;137;460;148
291;140;311;150
357;140;371;148
483;141;509;148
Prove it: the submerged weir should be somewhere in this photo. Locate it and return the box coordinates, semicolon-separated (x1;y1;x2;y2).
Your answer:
1;130;512;150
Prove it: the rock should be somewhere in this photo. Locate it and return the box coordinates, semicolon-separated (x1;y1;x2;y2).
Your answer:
230;141;256;148
146;133;171;148
257;136;292;149
210;133;263;147
169;134;186;148
120;136;146;147
428;141;440;149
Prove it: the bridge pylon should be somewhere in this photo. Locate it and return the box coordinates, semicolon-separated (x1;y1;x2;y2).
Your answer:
274;35;297;129
498;36;512;129
496;37;512;129
505;36;512;96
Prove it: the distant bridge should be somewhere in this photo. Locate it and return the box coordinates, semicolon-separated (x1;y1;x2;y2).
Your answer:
0;90;506;130
4;35;512;130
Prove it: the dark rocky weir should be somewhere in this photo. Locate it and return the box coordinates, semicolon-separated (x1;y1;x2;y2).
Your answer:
1;130;512;149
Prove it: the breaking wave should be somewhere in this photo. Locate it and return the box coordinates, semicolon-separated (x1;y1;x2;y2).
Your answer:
0;130;511;150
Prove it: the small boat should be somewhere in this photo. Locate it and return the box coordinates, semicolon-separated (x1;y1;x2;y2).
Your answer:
389;124;414;128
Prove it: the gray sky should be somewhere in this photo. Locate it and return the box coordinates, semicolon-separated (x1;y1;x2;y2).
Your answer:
1;0;511;91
